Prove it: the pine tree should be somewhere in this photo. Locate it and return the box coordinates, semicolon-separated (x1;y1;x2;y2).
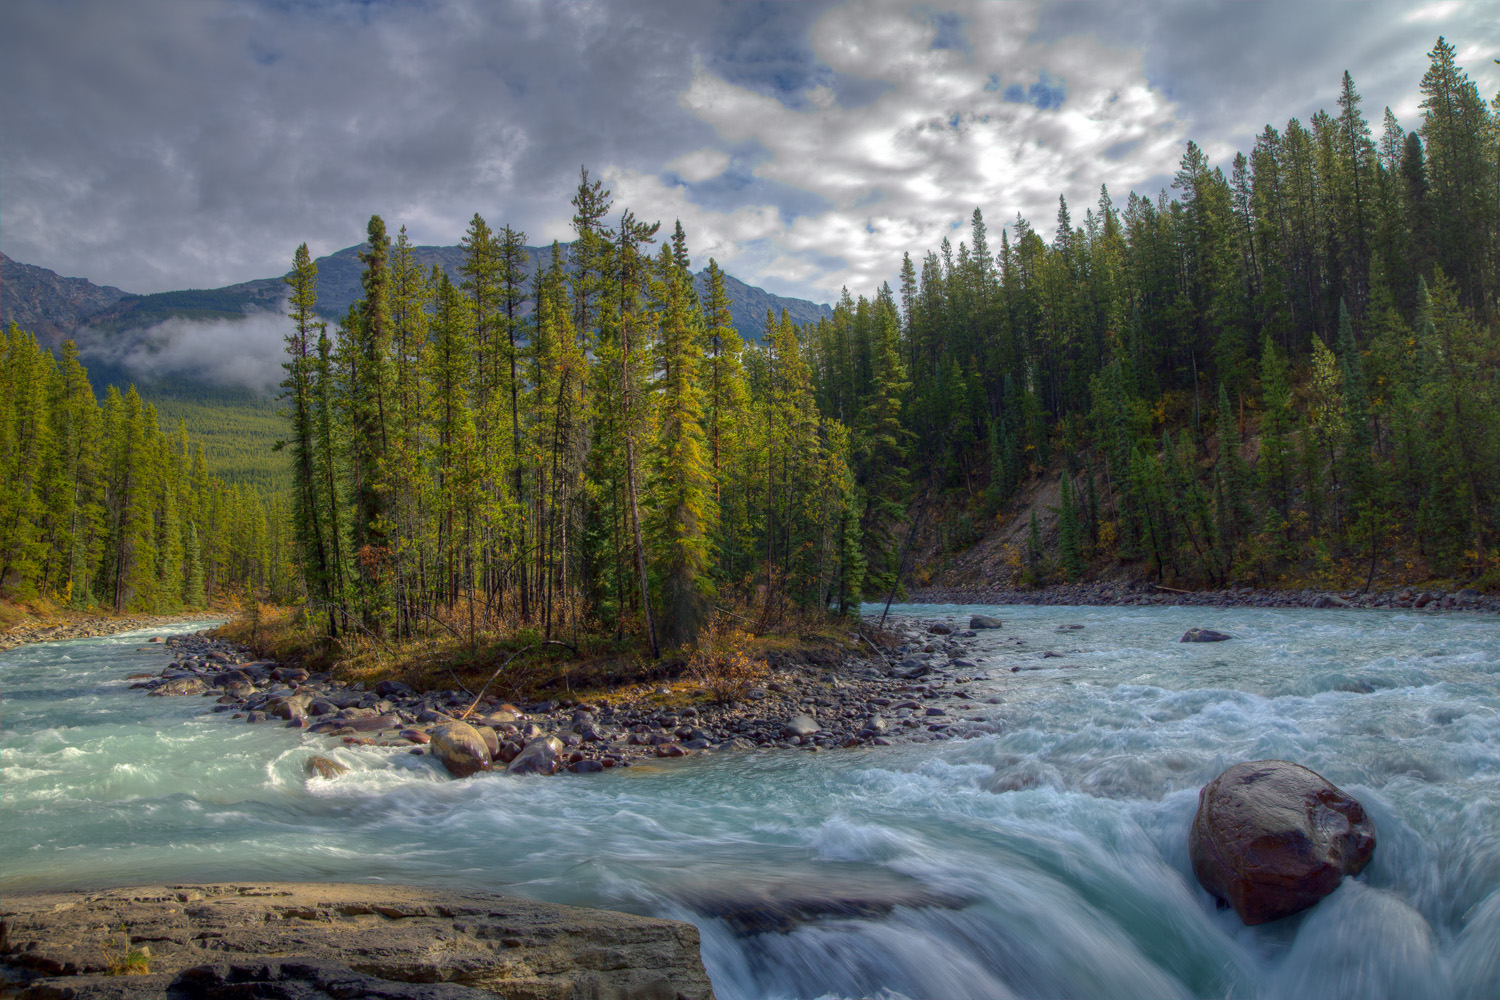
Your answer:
650;243;716;648
282;243;337;636
1058;472;1082;580
856;293;911;597
348;215;395;631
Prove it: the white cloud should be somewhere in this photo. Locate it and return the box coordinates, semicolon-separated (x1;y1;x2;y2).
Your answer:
666;147;732;183
1403;0;1466;22
656;0;1190;300
4;0;1495;315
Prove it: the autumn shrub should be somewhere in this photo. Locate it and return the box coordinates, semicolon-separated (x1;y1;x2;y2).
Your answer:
687;629;767;702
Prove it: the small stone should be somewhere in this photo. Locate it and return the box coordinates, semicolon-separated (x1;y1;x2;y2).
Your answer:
783;714;820;737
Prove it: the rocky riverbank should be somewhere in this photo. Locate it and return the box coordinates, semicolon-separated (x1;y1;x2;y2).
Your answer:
121;619;1014;778
0;881;715;999
0;611;223;653
910;580;1499;612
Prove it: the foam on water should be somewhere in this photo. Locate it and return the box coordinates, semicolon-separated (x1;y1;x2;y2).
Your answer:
2;607;1497;999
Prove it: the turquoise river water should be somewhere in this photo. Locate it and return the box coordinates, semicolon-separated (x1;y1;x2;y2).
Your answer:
2;604;1497;999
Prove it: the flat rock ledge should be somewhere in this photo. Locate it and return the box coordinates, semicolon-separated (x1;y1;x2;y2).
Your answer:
0;882;715;1000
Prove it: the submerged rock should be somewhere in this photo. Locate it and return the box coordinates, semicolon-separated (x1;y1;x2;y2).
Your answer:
667;868;972;936
1190;759;1376;924
1181;628;1233;642
427;721;492;778
1312;593;1353;609
305;755;349;780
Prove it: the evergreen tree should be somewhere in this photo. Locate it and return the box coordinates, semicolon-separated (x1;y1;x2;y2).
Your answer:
1058;472;1083;580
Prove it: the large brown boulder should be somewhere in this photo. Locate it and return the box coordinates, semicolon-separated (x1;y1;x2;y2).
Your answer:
1190;759;1375;924
427;722;492;778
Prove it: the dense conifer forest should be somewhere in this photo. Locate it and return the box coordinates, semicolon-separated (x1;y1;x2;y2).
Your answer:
2;40;1494;641
0;328;285;611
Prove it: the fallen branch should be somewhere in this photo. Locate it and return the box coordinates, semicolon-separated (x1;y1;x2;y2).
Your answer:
1152;584;1192;594
880;497;928;629
411;605;468;644
713;605;760;629
459;640;580;719
855;630;895;669
446;665;475;699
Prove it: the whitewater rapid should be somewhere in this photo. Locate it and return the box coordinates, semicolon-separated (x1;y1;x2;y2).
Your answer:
2;605;1496;999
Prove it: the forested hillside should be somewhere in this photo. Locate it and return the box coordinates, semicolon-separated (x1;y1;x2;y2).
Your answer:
814;39;1497;593
274;39;1495;655
5;39;1492;638
0;327;286;611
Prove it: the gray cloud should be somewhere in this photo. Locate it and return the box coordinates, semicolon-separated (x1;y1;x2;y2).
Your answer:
2;0;1494;308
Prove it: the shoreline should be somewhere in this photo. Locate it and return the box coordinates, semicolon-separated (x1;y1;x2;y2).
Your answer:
119;619;1007;777
907;581;1499;613
0;611;227;653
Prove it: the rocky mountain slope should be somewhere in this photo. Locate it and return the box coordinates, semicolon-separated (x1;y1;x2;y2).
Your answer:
2;243;831;354
0;251;129;343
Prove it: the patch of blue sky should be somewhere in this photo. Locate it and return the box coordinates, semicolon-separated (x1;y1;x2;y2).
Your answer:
927;10;969;53
706;0;888;110
1002;71;1067;110
665;158;833;225
707;1;834;106
247;41;281;66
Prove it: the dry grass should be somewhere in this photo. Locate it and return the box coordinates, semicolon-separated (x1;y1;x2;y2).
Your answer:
213;597;865;705
101;922;150;976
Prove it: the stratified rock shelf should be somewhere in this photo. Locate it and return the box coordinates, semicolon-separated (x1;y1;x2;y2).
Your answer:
0;882;716;1000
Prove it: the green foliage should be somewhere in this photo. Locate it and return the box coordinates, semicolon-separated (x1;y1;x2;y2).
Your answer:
0;324;283;608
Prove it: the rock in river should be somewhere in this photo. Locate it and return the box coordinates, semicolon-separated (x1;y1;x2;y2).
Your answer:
149;677;208;697
1181;628;1233;642
969;615;1004;630
1189;759;1376;924
507;735;565;775
305;755;349;779
427;721;492;778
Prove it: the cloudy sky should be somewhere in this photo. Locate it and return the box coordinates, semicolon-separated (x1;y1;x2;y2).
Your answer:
3;0;1495;306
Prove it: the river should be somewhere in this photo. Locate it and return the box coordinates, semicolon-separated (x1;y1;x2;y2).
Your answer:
2;604;1496;999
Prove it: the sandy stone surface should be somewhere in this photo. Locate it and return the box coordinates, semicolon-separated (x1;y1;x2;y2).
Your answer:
0;881;715;1000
